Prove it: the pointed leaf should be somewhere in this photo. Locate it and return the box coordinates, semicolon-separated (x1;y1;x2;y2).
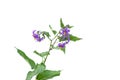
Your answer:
68;26;74;28
53;30;57;35
16;48;35;69
43;31;51;38
26;63;46;80
58;34;82;42
53;46;60;50
59;47;66;54
70;34;82;41
36;70;61;80
39;51;49;57
60;18;64;28
53;46;66;54
66;24;74;28
49;25;57;35
34;51;49;57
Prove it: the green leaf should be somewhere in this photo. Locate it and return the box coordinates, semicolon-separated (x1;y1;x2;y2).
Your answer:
16;48;35;69
49;25;57;35
66;24;74;28
60;18;65;28
68;26;74;28
70;34;82;41
58;34;82;42
53;46;60;50
60;47;65;54
53;30;57;35
34;51;49;57
26;63;46;80
43;31;51;38
36;70;61;80
53;46;66;54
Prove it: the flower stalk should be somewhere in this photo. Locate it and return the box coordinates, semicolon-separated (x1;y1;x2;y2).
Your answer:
43;32;60;64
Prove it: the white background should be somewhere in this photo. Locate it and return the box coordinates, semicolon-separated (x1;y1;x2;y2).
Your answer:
0;0;120;80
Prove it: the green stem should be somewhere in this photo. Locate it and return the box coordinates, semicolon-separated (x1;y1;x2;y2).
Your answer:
43;32;60;64
52;32;60;41
36;32;60;80
43;40;52;64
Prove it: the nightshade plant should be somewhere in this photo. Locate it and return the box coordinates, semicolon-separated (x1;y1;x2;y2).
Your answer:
15;18;81;80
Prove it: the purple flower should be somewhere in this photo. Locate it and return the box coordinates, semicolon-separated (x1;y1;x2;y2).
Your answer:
33;30;44;42
60;27;70;36
58;43;66;48
60;27;70;42
58;27;70;48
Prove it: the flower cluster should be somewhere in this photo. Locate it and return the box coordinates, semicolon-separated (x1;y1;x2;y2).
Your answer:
32;30;44;42
33;27;70;48
58;27;70;48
